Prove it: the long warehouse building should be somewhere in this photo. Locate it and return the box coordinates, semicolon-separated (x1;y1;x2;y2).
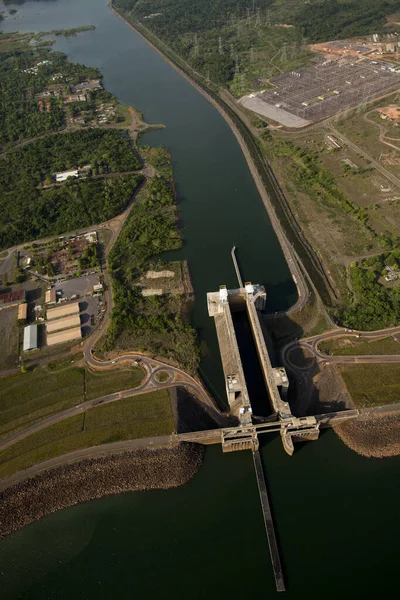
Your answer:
23;324;38;352
47;302;80;320
46;314;81;333
47;326;82;346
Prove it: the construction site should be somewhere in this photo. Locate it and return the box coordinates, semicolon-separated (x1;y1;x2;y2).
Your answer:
240;58;400;127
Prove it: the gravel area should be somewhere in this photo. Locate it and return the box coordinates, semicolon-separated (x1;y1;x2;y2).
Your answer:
334;412;400;458
0;443;204;539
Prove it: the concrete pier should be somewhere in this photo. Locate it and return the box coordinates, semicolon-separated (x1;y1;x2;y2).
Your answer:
253;450;285;592
231;246;243;288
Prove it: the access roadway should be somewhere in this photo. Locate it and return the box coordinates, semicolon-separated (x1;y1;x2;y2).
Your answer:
283;325;400;371
0;354;227;453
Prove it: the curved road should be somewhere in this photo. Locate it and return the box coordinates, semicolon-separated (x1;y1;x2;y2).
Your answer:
283;325;400;371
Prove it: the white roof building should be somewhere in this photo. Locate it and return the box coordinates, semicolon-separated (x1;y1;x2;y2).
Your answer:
23;324;38;352
55;169;79;183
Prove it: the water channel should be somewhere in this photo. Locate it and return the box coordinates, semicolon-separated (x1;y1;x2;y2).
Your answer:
0;1;399;597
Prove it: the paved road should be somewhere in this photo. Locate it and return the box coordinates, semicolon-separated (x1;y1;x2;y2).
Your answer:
283;325;400;371
0;354;226;452
281;325;400;413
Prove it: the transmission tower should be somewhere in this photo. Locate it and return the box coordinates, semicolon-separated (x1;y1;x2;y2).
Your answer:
194;34;199;57
256;7;261;27
230;43;235;58
266;10;271;27
207;70;210;84
250;47;255;62
281;43;287;63
246;7;251;24
219;36;223;55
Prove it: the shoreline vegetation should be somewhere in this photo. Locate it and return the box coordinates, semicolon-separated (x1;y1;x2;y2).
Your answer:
109;2;332;313
0;443;204;539
0;34;204;504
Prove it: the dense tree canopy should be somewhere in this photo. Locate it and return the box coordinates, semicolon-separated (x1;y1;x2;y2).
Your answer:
114;0;399;90
0;174;143;249
0;49;100;145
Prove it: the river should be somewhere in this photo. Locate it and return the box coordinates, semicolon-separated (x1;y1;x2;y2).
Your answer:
0;1;399;597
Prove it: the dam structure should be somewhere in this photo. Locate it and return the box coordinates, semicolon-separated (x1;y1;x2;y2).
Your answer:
207;265;320;455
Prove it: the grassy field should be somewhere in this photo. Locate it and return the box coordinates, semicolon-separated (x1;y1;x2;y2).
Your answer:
320;336;400;356
265;134;383;298
0;360;144;441
338;364;400;408
86;367;144;400
0;307;20;371
335;109;400;178
0;390;174;480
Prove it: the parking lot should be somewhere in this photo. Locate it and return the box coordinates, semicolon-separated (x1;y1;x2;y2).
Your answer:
54;273;100;300
54;274;104;338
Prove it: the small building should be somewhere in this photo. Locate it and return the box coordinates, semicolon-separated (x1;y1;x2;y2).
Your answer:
47;326;82;346
45;288;57;305
326;135;341;150
54;169;79;183
47;302;80;320
18;303;27;321
0;289;26;307
93;283;103;294
23;324;38;352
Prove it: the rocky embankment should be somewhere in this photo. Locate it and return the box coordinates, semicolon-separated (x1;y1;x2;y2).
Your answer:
334;413;400;458
0;443;204;539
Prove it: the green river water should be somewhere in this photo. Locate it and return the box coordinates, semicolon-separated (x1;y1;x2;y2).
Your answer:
0;1;399;597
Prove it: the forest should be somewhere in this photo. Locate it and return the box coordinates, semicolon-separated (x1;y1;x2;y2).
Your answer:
0;49;100;145
0;129;141;248
114;0;399;92
341;262;400;330
106;176;199;373
0;129;140;188
0;174;143;249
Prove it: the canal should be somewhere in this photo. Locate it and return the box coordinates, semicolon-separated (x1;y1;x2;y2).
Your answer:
0;1;399;597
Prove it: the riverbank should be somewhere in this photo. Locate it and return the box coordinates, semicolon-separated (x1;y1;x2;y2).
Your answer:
109;3;318;315
0;443;204;539
334;413;400;457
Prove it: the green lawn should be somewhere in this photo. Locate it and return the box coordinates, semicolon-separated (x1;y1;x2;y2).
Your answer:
338;364;400;408
0;366;85;441
86;367;144;400
320;336;400;356
0;390;174;480
0;361;145;441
